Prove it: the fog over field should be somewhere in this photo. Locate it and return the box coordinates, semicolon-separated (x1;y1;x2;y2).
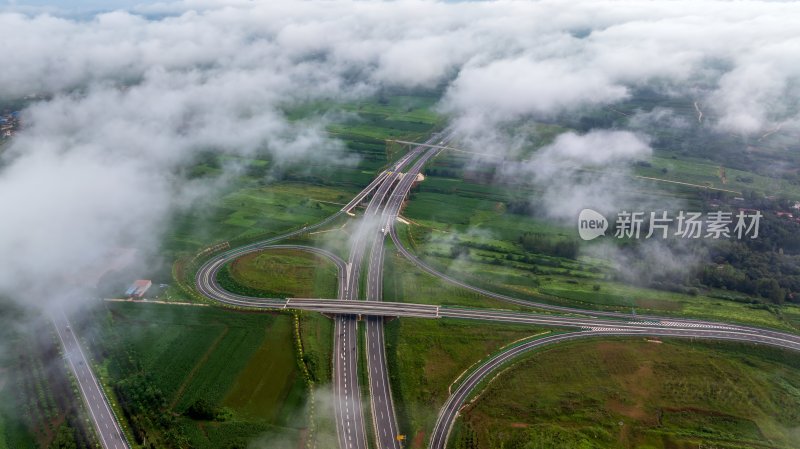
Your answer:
1;0;799;307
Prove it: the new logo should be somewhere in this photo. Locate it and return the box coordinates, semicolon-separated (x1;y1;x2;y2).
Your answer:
578;209;608;241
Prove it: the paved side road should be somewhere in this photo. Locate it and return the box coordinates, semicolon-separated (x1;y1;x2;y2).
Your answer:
52;312;129;449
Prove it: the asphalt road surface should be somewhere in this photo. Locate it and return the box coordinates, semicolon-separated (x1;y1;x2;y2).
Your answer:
52;312;130;449
197;264;800;449
364;186;401;449
339;171;402;449
363;132;453;449
334;134;432;449
334;314;366;449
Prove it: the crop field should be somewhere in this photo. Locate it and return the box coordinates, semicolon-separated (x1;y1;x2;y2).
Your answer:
385;318;550;449
435;99;800;201
300;95;442;141
0;363;36;449
222;317;305;421
102;302;309;448
291;93;444;176
219;248;338;298
449;338;800;449
633;155;800;198
397;171;800;331
165;182;352;255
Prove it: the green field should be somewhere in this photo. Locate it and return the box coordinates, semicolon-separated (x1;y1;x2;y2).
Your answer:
397;173;800;331
386;318;551;448
383;241;533;311
146;90;800;449
145;91;448;446
221;317;301;421
449;338;800;449
166;92;444;297
166;182;353;255
634;155;800;199
299;312;335;385
219;248;339;298
99;302;312;449
0;367;36;449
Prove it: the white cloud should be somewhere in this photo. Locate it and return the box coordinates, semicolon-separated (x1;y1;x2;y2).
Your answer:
502;130;652;221
535;130;651;174
1;0;798;307
442;58;629;119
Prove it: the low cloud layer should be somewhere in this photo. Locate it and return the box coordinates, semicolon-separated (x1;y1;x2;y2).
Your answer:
1;0;798;306
3;0;800;137
501;130;653;221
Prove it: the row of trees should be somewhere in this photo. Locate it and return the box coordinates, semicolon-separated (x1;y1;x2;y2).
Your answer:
517;233;580;260
610;212;800;305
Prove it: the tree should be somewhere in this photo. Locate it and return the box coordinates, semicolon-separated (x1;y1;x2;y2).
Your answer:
757;278;785;304
186;398;217;420
49;424;78;449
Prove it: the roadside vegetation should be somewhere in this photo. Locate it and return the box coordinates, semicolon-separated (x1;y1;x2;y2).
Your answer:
449;338;800;449
0;300;96;449
385;317;550;449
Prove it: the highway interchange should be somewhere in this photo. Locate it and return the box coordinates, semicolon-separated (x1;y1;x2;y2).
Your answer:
59;129;800;449
194;130;800;449
194;131;800;449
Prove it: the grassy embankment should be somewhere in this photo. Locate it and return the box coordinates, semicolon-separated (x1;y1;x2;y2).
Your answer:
218;248;338;299
385;317;552;449
449;338;800;449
